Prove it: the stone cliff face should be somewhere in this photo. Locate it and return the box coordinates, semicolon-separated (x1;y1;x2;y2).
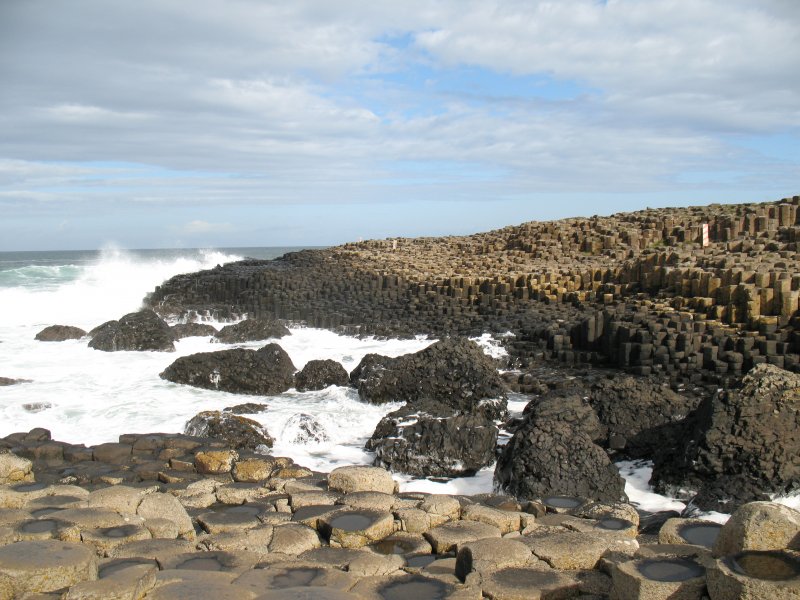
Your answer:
147;196;800;386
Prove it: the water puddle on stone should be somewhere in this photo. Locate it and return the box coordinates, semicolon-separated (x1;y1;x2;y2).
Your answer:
13;482;48;492
597;517;632;531
378;576;449;600
177;557;224;571
491;568;561;588
543;496;582;510
293;505;336;520
329;512;374;531
272;568;323;588
30;508;60;518
103;525;137;538
638;558;705;582
679;523;722;548
20;519;56;534
99;558;156;579
730;551;800;581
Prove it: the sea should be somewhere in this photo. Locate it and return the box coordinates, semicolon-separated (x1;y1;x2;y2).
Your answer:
5;246;794;519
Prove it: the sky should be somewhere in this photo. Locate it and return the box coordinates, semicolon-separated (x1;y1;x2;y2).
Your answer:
1;0;798;251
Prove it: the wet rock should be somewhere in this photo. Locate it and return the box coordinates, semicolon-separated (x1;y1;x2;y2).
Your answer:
350;338;508;420
713;502;800;558
282;413;330;445
160;343;296;395
295;359;349;392
88;309;175;352
21;402;52;413
170;322;218;339
185;411;274;450
35;325;87;342
223;403;269;415
495;414;627;503
587;374;700;458
652;364;800;512
706;550;800;600
367;400;498;477
215;318;290;343
0;377;31;386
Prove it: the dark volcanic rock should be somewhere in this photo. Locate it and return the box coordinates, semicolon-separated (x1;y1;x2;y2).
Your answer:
34;325;87;342
350;338;507;420
223;402;269;415
587;374;700;457
160;343;296;395
522;391;603;442
215;318;290;343
295;359;350;391
495;393;627;503
171;322;218;339
651;364;800;513
185;410;273;450
0;377;31;386
88;309;175;352
367;400;498;477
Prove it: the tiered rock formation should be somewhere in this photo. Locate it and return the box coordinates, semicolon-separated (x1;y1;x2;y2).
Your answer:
148;196;800;385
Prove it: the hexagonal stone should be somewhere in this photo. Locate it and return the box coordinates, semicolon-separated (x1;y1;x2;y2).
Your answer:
292;505;343;529
92;443;132;465
395;508;433;534
563;516;639;539
337;491;395;512
87;485;150;514
0;540;98;596
419;495;462;521
424;520;502;554
481;567;580;600
160;550;260;573
197;505;267;534
254;587;364;600
148;571;257;600
136;492;194;539
460;504;520;535
195;450;239;475
706;550;800;600
327;466;395;495
198;525;275;555
369;532;433;558
269;523;321;555
26;493;88;513
350;573;469;600
522;530;638;570
49;508;140;530
455;538;534;581
234;565;358;594
611;556;707;600
63;562;157;600
80;524;152;556
232;458;276;483
713;502;800;558
319;509;395;549
11;518;80;543
659;518;722;549
0;482;51;509
289;491;340;510
107;538;194;560
216;482;277;505
0;451;34;485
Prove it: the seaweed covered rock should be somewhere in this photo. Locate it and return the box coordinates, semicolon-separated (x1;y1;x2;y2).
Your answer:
367;400;498;477
34;325;87;342
652;364;800;513
160;343;296;395
215;318;290;343
170;322;218;339
495;394;626;503
88;309;175;352
350;338;507;420
587;373;700;457
185;410;273;450
295;359;349;391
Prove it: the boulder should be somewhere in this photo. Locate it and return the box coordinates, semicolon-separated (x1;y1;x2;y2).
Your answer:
652;364;800;513
34;325;87;341
88;309;175;352
215;318;290;343
185;411;274;450
0;450;34;484
587;373;701;457
495;393;627;503
160;343;296;395
0;377;30;386
295;360;349;391
350;338;507;420
366;400;498;477
170;322;218;339
713;502;800;557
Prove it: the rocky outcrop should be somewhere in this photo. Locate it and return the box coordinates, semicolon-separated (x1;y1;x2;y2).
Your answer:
214;318;290;343
0;377;30;386
587;374;701;457
350;338;507;420
34;325;86;341
160;343;296;395
184;410;273;450
294;359;349;391
495;394;627;503
652;364;800;512
170;322;218;339
366;400;498;477
88;309;175;352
